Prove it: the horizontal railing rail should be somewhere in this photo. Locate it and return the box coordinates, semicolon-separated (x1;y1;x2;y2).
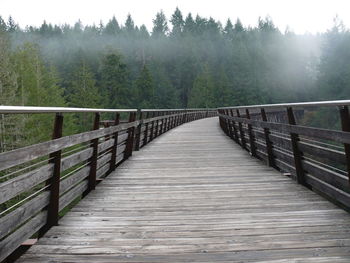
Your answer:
219;99;350;110
0;106;217;262
0;106;138;114
218;100;350;211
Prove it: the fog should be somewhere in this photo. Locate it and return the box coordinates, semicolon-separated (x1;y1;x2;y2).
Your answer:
1;9;349;110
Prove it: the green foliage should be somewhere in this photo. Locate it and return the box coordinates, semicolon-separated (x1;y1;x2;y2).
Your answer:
11;43;67;144
134;65;154;108
317;19;350;100
68;61;101;131
170;8;184;37
188;65;215;108
152;11;169;38
104;16;120;36
100;52;131;108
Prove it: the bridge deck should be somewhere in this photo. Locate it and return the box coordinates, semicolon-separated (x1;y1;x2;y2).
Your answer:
18;117;350;262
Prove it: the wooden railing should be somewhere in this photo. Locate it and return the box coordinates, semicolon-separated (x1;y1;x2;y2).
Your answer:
218;100;350;211
0;106;216;262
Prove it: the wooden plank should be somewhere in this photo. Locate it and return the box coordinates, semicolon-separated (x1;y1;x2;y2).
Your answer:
97;133;128;153
0;192;49;240
298;141;346;165
304;173;350;207
0;163;53;204
97;152;112;170
60;166;90;194
61;148;92;171
302;160;350;193
59;181;88;212
0;211;47;262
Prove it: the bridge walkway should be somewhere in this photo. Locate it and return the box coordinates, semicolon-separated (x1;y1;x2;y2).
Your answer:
17;117;350;262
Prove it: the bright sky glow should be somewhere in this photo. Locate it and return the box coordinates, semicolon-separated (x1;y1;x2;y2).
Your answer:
1;0;349;34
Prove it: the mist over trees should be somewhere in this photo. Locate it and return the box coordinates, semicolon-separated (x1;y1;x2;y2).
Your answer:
0;9;349;149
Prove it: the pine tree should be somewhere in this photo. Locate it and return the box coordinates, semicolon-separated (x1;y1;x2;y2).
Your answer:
0;16;7;32
139;25;150;39
135;65;154;108
223;19;234;38
170;8;184;37
104;16;120;35
0;30;19;151
183;13;196;35
234;19;244;33
152;11;168;38
69;62;101;131
100;52;131;108
7;16;18;32
317;18;350;100
188;65;215;108
125;14;135;35
12;43;67;144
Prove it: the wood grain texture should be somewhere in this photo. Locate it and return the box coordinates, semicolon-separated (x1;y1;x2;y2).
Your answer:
17;117;350;262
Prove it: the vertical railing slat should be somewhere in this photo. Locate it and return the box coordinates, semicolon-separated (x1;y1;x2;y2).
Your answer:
246;109;257;157
109;113;120;172
339;105;350;184
261;108;275;167
287;107;305;185
46;113;64;229
87;112;100;193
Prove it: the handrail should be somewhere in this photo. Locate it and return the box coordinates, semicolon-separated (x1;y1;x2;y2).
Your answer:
141;108;217;112
0;105;137;114
218;100;350;213
218;99;350;110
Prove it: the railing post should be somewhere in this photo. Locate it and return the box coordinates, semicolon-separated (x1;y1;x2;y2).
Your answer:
159;112;164;135
228;110;235;139
109;113;120;172
172;112;176;128
286;107;305;185
150;112;155;141
169;111;173;130
143;112;149;146
339;105;350;184
154;115;159;138
225;110;232;138
135;109;143;151
87;112;100;193
230;109;239;143
261;108;275;167
236;109;246;149
246;109;257;157
164;112;167;132
124;112;136;160
173;111;177;128
46;113;63;228
219;109;224;130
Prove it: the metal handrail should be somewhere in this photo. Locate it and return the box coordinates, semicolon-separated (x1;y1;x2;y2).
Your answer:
141;108;216;112
0;106;217;114
218;100;350;110
0;106;138;114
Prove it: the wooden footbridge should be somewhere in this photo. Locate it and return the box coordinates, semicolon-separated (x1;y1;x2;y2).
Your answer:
1;101;350;262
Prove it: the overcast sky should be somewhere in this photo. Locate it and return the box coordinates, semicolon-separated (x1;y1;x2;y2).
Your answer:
1;0;349;34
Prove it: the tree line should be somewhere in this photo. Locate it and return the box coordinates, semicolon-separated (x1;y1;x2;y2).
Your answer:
0;9;350;149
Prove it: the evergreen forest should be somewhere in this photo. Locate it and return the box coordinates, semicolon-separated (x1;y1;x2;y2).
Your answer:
0;9;350;148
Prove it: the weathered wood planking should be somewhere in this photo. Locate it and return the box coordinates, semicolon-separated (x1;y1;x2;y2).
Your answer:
17;117;350;262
